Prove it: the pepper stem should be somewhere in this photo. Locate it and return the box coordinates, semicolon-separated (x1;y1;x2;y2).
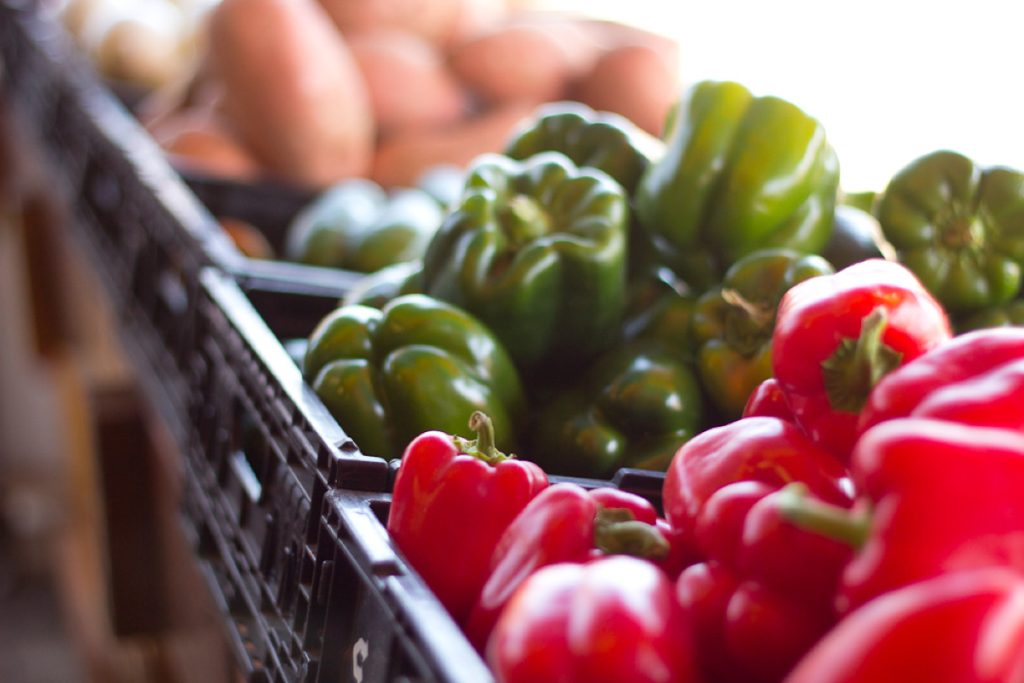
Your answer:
592;507;670;560
452;411;508;465
776;482;871;549
500;195;551;247
820;307;903;412
722;288;775;329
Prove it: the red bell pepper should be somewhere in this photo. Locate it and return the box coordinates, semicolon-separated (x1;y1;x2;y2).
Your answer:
679;484;854;683
858;326;1024;435
742;377;794;421
386;412;548;624
464;483;671;651
489;556;703;683
784;568;1024;683
771;258;951;460
662;417;856;682
781;417;1024;613
663;416;853;545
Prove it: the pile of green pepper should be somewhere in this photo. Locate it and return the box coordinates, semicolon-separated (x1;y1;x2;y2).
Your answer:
299;87;1024;477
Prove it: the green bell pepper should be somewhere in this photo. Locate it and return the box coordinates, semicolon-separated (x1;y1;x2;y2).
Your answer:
303;294;524;459
875;150;1024;315
285;179;385;267
530;340;704;478
286;181;444;273
621;265;698;358
840;189;878;214
822;204;894;270
504;101;664;195
635;80;839;290
341;261;423;309
415;163;466;209
956;299;1024;333
420;152;629;369
691;248;833;419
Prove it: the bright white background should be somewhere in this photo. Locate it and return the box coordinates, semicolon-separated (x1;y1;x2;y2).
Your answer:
554;0;1024;192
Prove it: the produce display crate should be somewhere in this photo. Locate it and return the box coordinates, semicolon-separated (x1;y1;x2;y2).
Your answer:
1;6;672;681
310;478;674;683
0;0;236;446
311;489;494;683
184;267;390;682
180;169;367;296
183;265;668;682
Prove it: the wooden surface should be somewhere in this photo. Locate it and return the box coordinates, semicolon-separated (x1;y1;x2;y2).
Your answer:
0;91;234;683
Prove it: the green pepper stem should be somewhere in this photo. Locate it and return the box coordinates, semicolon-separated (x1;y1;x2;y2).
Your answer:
453;411;509;465
500;195;551;247
820;307;903;413
721;288;775;329
776;482;871;549
592;507;670;560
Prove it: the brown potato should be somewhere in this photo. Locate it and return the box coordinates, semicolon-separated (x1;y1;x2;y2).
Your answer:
209;0;375;186
576;18;681;65
371;102;534;187
151;108;261;180
448;17;598;105
447;0;507;46
573;43;680;137
348;30;468;137
220;218;276;260
317;0;466;47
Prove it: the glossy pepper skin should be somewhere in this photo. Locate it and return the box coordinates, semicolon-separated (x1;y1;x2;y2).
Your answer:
771;259;951;460
692;249;833;419
662;416;853;544
743;378;794;421
784;568;1024;683
504;101;665;195
387;413;548;623
620;265;698;355
421;152;628;369
785;418;1024;613
875;150;1024;315
664;418;854;683
858;327;1024;435
635;80;840;290
678;481;854;683
286;180;443;273
679;565;834;683
465;483;671;651
304;294;524;458
489;557;703;683
821;205;892;270
531;340;704;478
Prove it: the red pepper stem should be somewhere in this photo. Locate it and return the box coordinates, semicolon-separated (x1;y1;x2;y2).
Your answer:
820;307;904;412
592;507;670;560
453;411;509;465
776;482;871;550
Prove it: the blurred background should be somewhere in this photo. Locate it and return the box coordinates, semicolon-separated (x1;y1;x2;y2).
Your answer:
559;0;1024;191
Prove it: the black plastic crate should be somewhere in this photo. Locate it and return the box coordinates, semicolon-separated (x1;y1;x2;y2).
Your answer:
311;478;667;683
183;472;316;683
183;170;318;254
230;267;670;501
184;268;389;682
312;490;494;683
180;169;370;301
183;268;667;682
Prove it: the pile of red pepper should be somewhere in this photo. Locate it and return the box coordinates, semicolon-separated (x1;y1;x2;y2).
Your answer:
386;257;1024;683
